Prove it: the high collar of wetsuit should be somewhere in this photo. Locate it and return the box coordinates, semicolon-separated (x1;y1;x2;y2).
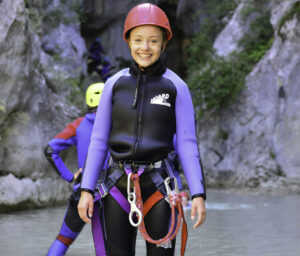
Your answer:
85;111;96;122
129;59;166;78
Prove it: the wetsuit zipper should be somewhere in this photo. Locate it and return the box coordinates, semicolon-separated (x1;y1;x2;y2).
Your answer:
133;74;146;159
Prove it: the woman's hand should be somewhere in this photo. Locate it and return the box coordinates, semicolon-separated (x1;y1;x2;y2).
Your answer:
191;197;206;228
73;168;82;182
78;191;94;224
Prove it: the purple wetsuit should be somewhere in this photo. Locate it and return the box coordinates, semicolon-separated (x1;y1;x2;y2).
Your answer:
45;113;95;256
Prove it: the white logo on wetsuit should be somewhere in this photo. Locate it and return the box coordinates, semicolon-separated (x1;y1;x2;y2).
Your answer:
150;93;171;107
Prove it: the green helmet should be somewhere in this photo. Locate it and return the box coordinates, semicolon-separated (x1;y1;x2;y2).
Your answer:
86;82;105;108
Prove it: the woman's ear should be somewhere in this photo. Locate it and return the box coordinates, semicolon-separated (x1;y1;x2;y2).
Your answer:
127;40;131;50
161;41;168;52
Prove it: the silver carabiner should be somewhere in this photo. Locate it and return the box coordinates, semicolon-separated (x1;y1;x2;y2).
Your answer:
127;173;143;227
164;176;179;194
164;176;179;204
127;172;133;196
128;192;143;227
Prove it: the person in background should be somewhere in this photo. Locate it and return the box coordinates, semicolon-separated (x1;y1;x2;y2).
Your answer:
44;83;105;256
78;3;206;256
88;37;113;81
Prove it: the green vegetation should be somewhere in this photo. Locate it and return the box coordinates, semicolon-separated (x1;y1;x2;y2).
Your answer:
0;99;6;114
187;0;238;68
25;0;83;32
217;128;229;140
11;112;31;125
25;0;43;35
186;3;274;118
66;77;86;107
43;8;66;28
239;12;274;63
24;0;86;109
269;151;276;159
189;56;246;115
240;0;270;21
278;1;300;39
0;112;31;140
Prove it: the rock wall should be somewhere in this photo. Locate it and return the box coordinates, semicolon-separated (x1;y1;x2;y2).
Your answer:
0;0;299;212
200;0;300;194
0;0;86;211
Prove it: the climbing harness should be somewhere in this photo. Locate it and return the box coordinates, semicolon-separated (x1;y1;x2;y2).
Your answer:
92;157;188;256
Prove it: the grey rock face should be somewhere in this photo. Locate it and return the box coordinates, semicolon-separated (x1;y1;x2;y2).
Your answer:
1;0;299;212
213;2;253;57
199;0;300;194
0;0;85;211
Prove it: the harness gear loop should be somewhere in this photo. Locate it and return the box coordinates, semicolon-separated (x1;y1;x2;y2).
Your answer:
127;172;143;227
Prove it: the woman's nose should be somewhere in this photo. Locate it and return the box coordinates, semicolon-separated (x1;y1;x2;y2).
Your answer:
141;41;149;50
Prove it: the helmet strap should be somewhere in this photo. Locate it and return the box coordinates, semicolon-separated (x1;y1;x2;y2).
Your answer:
87;106;97;113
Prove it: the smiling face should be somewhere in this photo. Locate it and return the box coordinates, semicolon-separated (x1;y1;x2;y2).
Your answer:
128;25;166;68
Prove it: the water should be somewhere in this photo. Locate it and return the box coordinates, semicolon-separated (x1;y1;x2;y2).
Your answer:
0;189;299;256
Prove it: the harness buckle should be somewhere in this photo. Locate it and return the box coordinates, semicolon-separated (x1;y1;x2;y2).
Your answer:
97;183;108;198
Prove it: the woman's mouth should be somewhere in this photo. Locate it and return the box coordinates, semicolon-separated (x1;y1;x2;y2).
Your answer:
138;53;152;59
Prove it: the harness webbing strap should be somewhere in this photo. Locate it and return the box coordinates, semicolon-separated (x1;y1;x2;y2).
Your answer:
147;170;166;195
105;168;124;190
56;234;74;246
143;190;164;216
92;204;106;256
109;186;130;214
163;158;175;178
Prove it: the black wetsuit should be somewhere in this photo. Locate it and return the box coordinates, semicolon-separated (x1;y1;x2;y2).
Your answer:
82;60;206;255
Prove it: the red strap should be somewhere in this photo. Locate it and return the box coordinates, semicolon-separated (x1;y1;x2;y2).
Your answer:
56;234;74;246
143;190;164;216
180;205;188;256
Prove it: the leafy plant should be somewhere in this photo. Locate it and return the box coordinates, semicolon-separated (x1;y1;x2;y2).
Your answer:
186;6;274;119
25;0;44;35
187;0;238;70
277;1;300;39
188;55;247;117
240;0;271;21
238;11;274;63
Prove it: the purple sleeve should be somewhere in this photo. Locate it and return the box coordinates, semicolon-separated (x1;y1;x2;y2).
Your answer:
81;69;129;191
164;70;205;197
48;137;77;182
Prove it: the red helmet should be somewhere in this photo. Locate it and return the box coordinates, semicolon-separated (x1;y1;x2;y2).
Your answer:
123;3;172;42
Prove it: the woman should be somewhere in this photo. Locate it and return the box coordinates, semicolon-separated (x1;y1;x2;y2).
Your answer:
78;3;206;256
44;83;105;255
